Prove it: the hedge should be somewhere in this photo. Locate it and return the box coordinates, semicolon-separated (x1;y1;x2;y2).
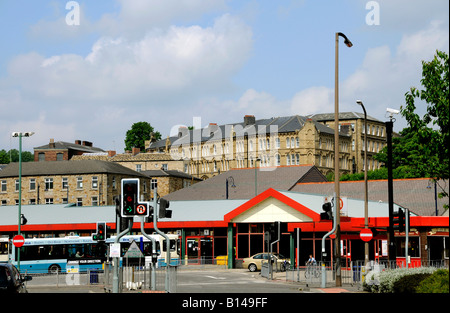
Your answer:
363;267;437;293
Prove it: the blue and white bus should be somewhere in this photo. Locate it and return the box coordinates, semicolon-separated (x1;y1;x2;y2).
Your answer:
0;237;9;263
9;234;179;273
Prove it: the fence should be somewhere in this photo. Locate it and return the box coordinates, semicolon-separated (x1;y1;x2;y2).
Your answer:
23;263;178;293
285;259;449;289
104;263;178;293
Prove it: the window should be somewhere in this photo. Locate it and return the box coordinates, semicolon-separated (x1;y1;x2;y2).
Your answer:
275;138;280;149
77;177;83;189
276;154;281;166
161;164;168;170
77;198;83;206
286;154;290;166
286;137;290;148
29;199;36;205
45;198;53;205
62;177;68;190
56;153;64;161
45;178;53;190
1;180;6;192
15;179;19;192
38;153;45;161
92;176;98;189
29;178;36;191
92;196;98;206
136;164;142;172
295;137;300;148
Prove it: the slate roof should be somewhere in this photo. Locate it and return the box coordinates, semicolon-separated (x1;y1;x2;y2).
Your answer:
34;141;104;153
0;160;148;178
307;111;382;123
291;178;449;217
141;169;202;181
149;115;347;150
163;165;327;201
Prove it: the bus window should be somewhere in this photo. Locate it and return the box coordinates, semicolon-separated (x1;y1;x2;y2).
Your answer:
162;239;176;252
0;239;8;262
68;244;86;258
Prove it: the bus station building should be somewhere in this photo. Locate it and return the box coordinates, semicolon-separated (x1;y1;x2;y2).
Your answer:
1;165;448;269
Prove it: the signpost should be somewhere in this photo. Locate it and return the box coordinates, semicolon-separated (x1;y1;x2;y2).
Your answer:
359;229;373;242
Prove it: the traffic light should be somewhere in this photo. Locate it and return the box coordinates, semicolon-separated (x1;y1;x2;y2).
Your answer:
264;231;271;243
320;202;333;220
92;222;106;241
159;198;172;218
97;222;106;241
393;208;405;232
121;179;139;217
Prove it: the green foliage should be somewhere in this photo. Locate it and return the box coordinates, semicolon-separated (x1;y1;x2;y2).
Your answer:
0;149;34;164
124;121;161;152
401;50;449;181
392;273;431;293
416;269;449;293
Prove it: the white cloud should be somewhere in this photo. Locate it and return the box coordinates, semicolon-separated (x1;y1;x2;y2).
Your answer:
1;11;253;152
281;20;450;130
290;87;333;116
98;0;228;38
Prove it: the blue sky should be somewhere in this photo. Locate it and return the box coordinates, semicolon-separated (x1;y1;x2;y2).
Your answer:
0;0;448;153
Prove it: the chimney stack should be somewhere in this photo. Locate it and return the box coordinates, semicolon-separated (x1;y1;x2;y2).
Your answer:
244;115;255;126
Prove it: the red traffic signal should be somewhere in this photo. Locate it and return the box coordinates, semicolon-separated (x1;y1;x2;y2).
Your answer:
92;222;106;241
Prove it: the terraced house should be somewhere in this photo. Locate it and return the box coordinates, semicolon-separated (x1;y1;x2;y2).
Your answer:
147;113;387;179
0;160;149;206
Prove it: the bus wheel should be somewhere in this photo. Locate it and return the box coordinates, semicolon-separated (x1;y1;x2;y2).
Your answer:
48;264;61;274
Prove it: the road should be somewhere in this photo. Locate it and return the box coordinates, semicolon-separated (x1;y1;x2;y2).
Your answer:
176;268;301;293
25;267;304;293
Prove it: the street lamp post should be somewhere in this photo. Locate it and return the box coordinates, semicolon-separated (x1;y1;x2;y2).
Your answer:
356;100;369;267
255;158;261;196
226;176;236;199
11;131;34;270
334;32;352;287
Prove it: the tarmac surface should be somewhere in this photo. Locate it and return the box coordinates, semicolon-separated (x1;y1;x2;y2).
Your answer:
25;266;367;294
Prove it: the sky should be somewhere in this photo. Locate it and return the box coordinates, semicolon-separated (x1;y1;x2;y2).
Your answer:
0;0;448;153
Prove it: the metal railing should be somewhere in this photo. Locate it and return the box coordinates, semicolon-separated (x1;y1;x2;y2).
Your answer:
286;259;449;289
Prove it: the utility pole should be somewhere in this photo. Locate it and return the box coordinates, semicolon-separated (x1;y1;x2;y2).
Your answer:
386;119;395;261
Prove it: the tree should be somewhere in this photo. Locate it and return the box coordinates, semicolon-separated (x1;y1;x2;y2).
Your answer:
0;149;34;163
124;122;161;152
402;50;449;180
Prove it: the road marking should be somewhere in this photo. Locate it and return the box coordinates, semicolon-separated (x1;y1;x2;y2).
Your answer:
204;275;226;280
